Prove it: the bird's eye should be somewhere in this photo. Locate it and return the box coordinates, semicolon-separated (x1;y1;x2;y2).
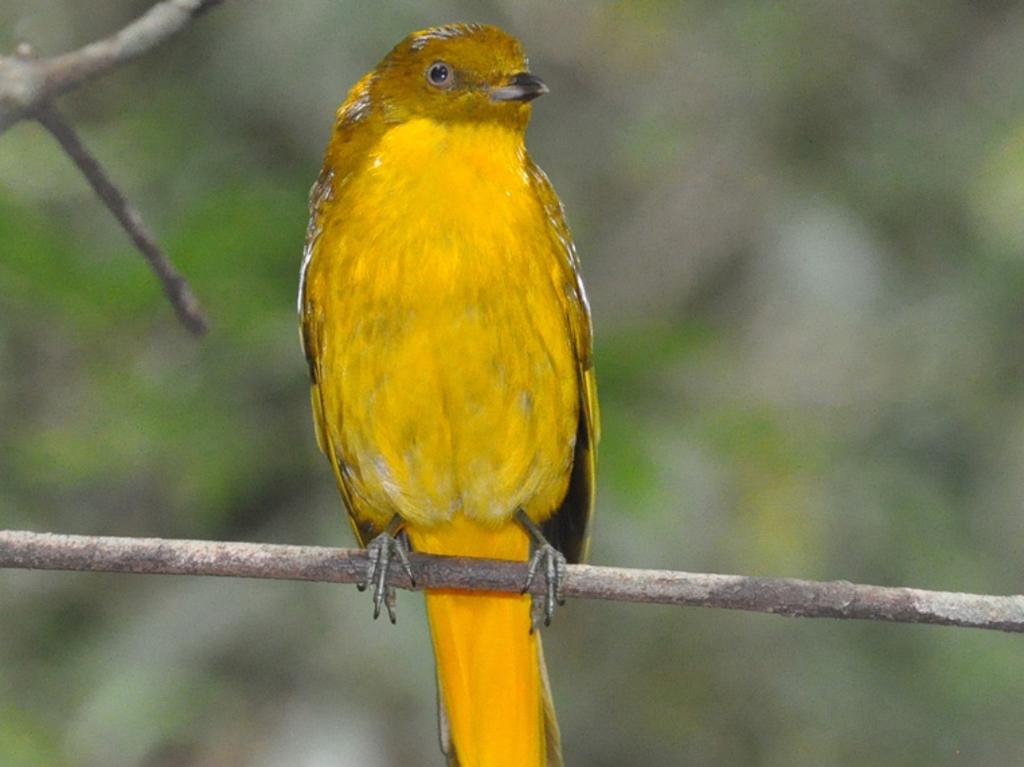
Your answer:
426;61;452;88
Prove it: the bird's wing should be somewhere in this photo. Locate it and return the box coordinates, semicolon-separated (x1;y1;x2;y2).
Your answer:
528;159;600;565
298;89;386;547
300;168;373;546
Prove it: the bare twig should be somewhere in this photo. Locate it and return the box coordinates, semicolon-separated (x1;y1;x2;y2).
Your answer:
0;2;221;335
2;530;1022;634
0;0;223;133
34;104;208;335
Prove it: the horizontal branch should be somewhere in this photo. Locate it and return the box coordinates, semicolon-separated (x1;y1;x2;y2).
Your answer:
2;530;1022;633
0;0;223;133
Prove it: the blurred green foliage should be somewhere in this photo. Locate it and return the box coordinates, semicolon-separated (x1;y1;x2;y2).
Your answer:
3;1;1024;765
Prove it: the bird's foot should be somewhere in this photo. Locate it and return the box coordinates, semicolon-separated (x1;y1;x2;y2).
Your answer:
517;509;567;630
357;524;414;624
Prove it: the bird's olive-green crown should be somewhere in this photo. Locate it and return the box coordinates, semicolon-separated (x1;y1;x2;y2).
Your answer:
357;24;546;126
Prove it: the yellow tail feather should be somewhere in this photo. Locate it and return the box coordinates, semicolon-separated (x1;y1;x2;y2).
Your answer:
408;518;560;767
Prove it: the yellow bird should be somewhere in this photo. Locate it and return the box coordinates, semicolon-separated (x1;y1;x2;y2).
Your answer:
299;23;598;767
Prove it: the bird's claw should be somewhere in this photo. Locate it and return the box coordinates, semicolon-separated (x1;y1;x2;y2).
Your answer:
359;530;414;624
522;542;567;630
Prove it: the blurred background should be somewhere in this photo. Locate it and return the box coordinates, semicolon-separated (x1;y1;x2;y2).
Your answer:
2;1;1024;765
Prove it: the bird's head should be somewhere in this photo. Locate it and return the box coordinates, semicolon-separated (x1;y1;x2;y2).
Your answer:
368;24;547;129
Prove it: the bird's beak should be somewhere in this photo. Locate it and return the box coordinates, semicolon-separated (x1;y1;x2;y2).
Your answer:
490;72;549;103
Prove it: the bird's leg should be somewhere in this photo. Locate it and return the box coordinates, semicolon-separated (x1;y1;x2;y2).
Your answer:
357;514;415;623
516;509;568;630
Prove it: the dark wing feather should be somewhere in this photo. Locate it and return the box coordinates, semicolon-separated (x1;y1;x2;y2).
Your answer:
527;159;600;565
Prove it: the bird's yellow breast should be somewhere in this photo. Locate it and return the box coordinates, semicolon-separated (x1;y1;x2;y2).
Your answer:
307;117;579;530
